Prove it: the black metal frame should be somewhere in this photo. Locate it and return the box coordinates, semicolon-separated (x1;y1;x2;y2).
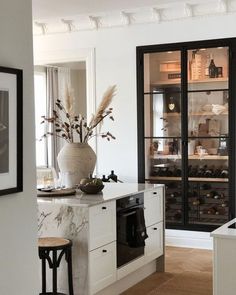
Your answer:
137;37;236;232
0;66;23;196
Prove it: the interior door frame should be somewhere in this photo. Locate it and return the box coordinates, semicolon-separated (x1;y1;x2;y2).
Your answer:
34;47;98;171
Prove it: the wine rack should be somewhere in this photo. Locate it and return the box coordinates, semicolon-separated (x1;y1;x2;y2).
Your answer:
188;182;228;226
137;38;236;231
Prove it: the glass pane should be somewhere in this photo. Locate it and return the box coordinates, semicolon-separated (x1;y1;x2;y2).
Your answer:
144;92;181;138
188;47;229;91
166;181;183;224
145;138;182;181
188;90;228;137
187;139;229;181
144;51;181;92
188;182;229;226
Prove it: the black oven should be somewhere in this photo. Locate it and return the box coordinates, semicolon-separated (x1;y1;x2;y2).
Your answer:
116;193;147;268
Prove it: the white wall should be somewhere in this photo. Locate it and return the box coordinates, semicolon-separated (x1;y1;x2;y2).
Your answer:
34;14;236;182
0;1;39;294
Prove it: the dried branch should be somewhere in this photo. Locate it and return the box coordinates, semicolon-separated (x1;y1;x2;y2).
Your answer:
41;85;117;143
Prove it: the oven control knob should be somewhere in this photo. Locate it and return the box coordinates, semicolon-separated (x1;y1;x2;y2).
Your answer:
136;198;140;204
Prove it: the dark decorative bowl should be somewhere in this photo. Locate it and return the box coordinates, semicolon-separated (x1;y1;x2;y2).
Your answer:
79;184;104;194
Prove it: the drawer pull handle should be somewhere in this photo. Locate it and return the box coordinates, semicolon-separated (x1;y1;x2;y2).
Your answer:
153;192;157;195
102;249;107;253
153;227;157;230
102;206;107;210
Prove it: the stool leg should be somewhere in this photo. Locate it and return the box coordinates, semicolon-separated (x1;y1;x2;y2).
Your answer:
52;250;57;295
67;246;74;295
42;254;47;294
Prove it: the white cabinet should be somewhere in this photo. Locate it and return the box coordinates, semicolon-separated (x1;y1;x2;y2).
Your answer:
88;201;116;294
144;188;163;227
211;219;236;295
145;222;163;263
144;188;164;264
89;241;117;294
89;201;116;251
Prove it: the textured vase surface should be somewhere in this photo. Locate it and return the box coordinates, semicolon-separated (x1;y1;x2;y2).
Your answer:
57;143;96;188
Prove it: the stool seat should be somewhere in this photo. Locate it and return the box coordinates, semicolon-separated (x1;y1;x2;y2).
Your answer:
39;237;71;248
38;237;74;295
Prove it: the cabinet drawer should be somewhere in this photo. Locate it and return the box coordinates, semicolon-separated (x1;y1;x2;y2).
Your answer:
89;241;116;294
89;201;116;251
144;189;163;227
145;222;163;263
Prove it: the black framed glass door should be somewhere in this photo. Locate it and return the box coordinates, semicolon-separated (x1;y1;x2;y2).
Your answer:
137;38;236;231
186;46;230;227
143;50;184;225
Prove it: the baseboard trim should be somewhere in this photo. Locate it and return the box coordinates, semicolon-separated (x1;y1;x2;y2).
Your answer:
166;229;213;250
95;260;157;295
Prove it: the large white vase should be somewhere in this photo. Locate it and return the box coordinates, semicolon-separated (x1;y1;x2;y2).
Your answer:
57;143;96;188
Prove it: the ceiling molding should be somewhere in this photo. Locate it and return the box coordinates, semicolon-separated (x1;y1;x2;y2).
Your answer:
33;0;236;36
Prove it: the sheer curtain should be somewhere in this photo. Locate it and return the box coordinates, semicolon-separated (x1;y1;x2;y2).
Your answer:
46;66;71;173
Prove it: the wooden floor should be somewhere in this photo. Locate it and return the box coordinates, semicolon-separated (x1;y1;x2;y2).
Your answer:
122;246;213;295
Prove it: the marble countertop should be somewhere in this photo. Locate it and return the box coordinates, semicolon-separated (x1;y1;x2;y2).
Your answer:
211;218;236;239
37;182;164;207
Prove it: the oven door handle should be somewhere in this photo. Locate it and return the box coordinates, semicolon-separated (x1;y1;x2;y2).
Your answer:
120;210;137;218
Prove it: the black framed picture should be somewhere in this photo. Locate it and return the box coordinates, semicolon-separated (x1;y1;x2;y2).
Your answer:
0;66;23;196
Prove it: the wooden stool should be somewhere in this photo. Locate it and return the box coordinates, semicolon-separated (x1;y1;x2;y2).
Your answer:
38;237;74;295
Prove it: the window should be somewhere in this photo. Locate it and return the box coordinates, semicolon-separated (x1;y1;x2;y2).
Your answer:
34;70;47;167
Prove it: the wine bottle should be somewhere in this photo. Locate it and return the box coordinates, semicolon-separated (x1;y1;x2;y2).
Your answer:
167;198;176;204
200;183;211;190
192;199;200;206
166;168;173;177
206;190;218;198
209;54;217;78
170;191;180;198
174;210;182;220
214;168;222;178
221;200;227;207
204;167;214;178
216;207;226;215
220;169;229;178
207;206;217;215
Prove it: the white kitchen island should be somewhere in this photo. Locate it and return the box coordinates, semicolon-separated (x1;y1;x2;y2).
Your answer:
37;183;165;295
211;218;236;295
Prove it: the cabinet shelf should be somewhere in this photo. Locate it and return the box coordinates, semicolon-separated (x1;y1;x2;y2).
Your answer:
148;176;228;183
151;154;228;160
161;111;228;117
151;77;228;86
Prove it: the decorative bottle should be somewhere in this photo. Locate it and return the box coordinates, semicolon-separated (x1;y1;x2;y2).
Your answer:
108;170;118;182
209;54;217;78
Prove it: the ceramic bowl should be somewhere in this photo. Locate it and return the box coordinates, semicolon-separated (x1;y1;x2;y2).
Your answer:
79;184;104;194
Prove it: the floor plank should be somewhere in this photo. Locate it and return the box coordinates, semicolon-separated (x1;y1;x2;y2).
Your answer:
122;246;213;295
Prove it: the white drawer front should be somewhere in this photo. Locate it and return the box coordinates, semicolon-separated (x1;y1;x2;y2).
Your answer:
144;189;163;227
89;201;116;251
145;222;163;264
89;241;116;294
